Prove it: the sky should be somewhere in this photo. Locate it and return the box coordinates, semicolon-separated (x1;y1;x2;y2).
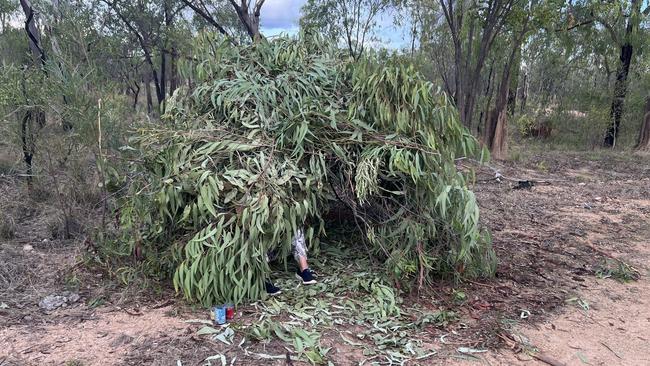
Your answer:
260;0;303;35
259;0;410;49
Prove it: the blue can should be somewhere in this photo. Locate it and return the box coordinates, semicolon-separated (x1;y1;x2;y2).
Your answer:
213;305;226;325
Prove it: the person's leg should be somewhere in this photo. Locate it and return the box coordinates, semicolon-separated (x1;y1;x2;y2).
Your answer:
293;228;317;285
297;255;308;272
265;280;281;295
265;250;281;295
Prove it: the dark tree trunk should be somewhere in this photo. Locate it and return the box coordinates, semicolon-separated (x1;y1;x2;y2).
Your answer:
131;83;140;110
145;73;153;114
604;0;640;148
483;74;510;160
229;0;263;41
507;54;521;116
636;96;650;150
19;0;47;181
478;63;496;136
604;43;634;147
169;48;178;95
159;49;166;108
519;70;528;113
20;0;46;68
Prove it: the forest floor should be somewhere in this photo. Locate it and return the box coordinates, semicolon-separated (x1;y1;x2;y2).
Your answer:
1;149;649;366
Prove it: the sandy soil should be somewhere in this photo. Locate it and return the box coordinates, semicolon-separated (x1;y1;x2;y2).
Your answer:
1;150;649;366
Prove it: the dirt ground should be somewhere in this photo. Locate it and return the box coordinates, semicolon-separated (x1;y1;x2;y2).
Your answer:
1;150;649;366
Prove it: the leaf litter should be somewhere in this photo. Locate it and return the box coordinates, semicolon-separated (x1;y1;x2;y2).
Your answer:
193;241;447;364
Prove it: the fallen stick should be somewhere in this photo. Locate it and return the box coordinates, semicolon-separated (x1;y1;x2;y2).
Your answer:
531;352;566;366
600;341;623;359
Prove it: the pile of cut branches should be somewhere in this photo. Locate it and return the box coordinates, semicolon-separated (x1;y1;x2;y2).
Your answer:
114;33;495;305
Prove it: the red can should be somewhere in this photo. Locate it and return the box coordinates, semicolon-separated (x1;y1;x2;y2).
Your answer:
225;303;235;320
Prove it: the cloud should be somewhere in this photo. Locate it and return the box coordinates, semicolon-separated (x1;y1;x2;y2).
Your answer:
260;0;305;29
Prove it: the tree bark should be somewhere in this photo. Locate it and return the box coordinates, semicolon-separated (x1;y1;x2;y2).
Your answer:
145;73;153;114
19;0;47;180
131;83;141;110
636;96;650;150
229;0;264;41
507;53;521;116
160;49;166;107
603;0;640;148
169;48;178;95
479;63;496;136
519;69;528;113
20;0;46;68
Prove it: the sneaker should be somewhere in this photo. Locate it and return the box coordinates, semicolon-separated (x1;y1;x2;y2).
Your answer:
295;268;317;285
265;281;282;296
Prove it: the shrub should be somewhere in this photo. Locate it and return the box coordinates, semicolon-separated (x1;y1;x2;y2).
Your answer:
112;33;495;305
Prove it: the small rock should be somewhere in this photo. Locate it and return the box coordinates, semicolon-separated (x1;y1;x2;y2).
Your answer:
42;239;49;243
595;197;602;201
23;315;33;321
23;244;34;252
578;182;586;186
39;295;66;311
38;292;81;311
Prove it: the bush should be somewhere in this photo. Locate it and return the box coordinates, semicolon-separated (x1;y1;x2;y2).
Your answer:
112;33;495;306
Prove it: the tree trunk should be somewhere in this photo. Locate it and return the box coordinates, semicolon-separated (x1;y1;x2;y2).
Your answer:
519;70;528;113
19;0;47;181
478;63;496;136
132;83;140;110
159;49;166;108
483;14;529;160
20;0;46;68
636;96;650;150
603;44;633;147
507;53;521;116
603;0;640;148
145;73;153;114
169;47;178;95
483;78;510;160
230;0;263;41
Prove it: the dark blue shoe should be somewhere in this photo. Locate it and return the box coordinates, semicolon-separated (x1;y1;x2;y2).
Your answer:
295;268;317;285
265;281;282;296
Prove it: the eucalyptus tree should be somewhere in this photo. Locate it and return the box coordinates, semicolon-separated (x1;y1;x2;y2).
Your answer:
481;0;564;158
300;0;394;59
181;0;265;42
434;0;520;131
0;0;18;32
18;0;47;178
534;0;649;147
600;0;648;147
100;0;189;111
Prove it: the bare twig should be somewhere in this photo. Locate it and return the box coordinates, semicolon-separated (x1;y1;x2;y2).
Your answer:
600;342;622;359
530;352;566;366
